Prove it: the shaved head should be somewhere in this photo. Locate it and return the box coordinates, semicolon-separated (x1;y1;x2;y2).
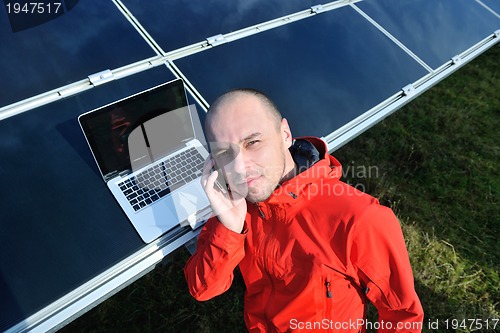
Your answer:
205;89;282;140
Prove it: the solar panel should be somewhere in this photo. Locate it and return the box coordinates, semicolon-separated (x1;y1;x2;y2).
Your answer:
0;66;175;331
356;0;500;69
0;1;156;108
120;0;309;52
476;0;500;18
174;5;429;137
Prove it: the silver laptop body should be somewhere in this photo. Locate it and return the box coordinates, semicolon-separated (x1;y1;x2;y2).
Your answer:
79;79;210;243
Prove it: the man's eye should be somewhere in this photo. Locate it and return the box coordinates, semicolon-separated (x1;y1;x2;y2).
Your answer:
247;140;259;147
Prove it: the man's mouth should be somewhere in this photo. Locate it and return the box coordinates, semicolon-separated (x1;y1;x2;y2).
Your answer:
244;176;261;187
233;174;261;187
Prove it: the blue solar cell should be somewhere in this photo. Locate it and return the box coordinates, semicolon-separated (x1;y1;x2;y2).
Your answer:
0;66;175;331
478;0;500;17
120;0;310;52
0;1;156;108
356;0;500;69
174;6;428;138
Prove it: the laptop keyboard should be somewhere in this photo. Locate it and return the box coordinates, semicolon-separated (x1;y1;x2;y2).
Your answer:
117;147;205;212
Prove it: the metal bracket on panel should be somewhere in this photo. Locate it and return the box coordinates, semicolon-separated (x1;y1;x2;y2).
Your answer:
402;84;415;97
495;30;500;38
88;69;115;87
206;34;227;47
311;5;325;14
451;55;462;65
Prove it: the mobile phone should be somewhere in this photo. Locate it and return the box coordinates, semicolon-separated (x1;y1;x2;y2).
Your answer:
212;158;229;194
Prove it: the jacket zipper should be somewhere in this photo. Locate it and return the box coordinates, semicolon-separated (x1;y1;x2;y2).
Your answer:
325;280;332;298
324;279;334;332
260;202;276;331
256;203;266;219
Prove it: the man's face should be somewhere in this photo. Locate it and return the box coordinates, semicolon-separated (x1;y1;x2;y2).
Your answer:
207;94;293;203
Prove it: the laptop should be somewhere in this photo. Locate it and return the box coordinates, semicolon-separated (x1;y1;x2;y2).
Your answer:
79;79;211;243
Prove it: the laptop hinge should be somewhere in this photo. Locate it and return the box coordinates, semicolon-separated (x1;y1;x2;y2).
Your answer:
104;171;119;182
104;170;130;182
88;69;115;87
119;169;131;178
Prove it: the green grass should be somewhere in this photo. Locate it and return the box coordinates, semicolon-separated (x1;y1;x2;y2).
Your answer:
336;44;499;332
61;44;499;332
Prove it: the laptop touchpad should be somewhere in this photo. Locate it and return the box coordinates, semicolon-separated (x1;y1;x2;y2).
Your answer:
166;182;209;225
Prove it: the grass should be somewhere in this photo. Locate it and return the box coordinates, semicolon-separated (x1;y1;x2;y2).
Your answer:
60;44;499;332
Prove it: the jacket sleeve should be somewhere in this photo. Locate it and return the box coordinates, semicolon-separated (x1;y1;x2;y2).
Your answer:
352;204;424;333
184;216;247;301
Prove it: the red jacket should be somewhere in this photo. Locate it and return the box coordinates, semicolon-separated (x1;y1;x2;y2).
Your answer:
185;137;423;332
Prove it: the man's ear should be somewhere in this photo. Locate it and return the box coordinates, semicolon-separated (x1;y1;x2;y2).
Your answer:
280;118;293;148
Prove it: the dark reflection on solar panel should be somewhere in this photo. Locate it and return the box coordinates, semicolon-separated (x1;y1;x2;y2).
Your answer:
0;1;155;108
120;0;311;52
356;0;500;69
0;66;174;331
174;6;428;138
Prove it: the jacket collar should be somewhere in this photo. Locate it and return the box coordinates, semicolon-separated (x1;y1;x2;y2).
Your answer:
263;136;342;205
289;138;321;173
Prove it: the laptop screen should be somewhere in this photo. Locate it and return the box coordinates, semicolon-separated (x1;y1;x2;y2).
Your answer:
79;79;194;179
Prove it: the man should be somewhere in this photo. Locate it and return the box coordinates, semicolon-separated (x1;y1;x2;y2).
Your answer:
184;89;424;332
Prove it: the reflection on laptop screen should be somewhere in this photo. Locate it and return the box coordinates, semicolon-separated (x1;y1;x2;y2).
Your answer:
128;106;195;171
80;80;191;178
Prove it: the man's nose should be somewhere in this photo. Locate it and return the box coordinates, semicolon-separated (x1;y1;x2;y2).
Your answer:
231;151;247;175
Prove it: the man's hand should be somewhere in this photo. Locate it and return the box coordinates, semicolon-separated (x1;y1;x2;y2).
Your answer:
201;157;247;233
